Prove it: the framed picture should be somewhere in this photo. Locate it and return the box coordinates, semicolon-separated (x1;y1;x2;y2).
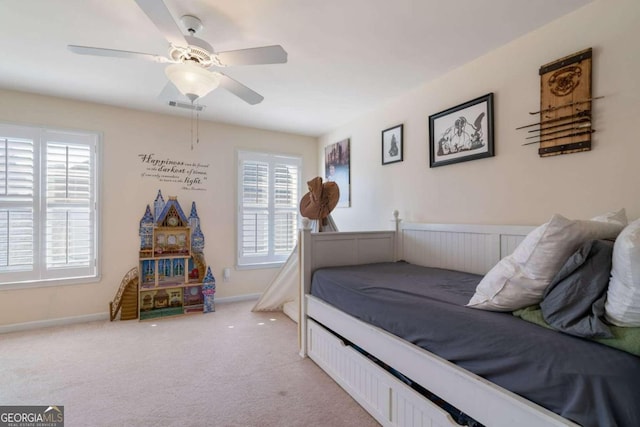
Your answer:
429;93;494;168
324;138;351;207
382;124;403;165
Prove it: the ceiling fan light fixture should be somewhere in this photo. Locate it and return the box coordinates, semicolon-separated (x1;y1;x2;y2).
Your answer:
165;62;220;101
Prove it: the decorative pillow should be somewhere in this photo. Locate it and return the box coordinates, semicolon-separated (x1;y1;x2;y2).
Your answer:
591;208;628;227
467;213;625;311
540;239;613;338
605;218;640;326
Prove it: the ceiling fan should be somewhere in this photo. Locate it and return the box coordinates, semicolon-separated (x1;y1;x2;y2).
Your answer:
68;0;287;106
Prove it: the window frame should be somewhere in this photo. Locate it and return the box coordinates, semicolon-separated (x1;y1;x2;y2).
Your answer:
237;150;302;268
0;122;101;290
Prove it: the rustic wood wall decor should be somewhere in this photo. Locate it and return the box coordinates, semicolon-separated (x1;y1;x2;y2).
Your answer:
517;48;602;157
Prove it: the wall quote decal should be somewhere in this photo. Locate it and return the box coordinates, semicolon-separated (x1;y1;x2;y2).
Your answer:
138;153;210;191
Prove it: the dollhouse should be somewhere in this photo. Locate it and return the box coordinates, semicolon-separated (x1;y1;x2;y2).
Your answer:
137;190;211;320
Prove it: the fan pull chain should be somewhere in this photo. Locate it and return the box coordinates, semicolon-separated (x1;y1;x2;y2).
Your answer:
196;107;200;145
190;104;195;150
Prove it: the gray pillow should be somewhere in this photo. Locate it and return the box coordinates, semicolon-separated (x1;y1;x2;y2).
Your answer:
540;239;614;338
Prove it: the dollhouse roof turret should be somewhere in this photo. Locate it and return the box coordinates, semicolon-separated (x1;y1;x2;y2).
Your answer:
139;205;155;250
156;196;189;227
191;224;205;253
139;205;154;229
202;267;216;293
154;190;165;220
189;202;200;229
189;202;204;252
202;266;216;313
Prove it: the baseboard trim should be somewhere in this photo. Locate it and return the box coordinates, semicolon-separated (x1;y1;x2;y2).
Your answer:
0;312;110;335
215;293;261;304
1;294;262;334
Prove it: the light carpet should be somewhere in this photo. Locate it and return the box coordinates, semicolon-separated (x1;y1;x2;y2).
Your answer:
0;300;379;427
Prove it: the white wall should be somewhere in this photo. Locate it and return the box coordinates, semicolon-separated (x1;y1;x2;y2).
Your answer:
0;90;317;327
320;0;640;231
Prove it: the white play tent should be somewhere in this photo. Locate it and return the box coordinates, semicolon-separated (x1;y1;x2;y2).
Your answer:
251;216;337;322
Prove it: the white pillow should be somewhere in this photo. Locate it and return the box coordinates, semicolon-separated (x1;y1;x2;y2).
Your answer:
605;218;640;326
591;208;628;227
467;213;625;311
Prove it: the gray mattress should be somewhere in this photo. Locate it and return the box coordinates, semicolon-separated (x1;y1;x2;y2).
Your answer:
310;262;640;427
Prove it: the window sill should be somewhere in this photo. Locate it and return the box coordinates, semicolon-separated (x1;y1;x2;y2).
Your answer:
235;262;285;271
0;275;101;291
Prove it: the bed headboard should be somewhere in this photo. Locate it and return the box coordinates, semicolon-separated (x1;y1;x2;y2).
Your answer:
399;222;535;275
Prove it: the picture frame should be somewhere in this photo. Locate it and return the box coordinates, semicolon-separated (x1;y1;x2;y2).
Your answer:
382;124;403;165
324;138;351;207
429;93;494;168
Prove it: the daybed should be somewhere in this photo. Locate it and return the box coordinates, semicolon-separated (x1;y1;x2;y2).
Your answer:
298;219;640;427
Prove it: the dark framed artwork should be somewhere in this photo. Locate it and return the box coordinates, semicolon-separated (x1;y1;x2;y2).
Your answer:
429;93;494;168
324;138;350;207
382;124;403;165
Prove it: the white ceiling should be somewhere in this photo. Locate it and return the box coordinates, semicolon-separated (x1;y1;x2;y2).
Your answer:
0;0;593;137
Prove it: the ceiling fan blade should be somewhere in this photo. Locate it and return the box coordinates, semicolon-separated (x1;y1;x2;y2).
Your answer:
68;45;170;63
217;45;288;66
134;0;187;47
219;74;264;105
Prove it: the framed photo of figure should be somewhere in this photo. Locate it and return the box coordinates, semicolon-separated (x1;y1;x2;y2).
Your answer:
429;93;494;168
382;124;403;165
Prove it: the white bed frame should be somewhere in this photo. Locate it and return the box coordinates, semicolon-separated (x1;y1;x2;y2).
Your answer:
298;219;580;427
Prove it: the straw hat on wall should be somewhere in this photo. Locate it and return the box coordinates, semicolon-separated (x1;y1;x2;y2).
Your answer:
299;177;339;229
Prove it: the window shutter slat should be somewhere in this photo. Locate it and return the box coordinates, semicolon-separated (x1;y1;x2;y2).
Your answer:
0;209;34;269
274;163;298;208
0;138;34;199
274;211;297;255
241;211;269;256
242;160;269;207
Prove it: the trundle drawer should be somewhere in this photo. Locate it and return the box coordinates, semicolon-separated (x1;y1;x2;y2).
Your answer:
307;318;458;427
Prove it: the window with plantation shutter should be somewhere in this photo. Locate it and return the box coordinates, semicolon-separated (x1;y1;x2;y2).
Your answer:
238;151;301;267
0;123;100;288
